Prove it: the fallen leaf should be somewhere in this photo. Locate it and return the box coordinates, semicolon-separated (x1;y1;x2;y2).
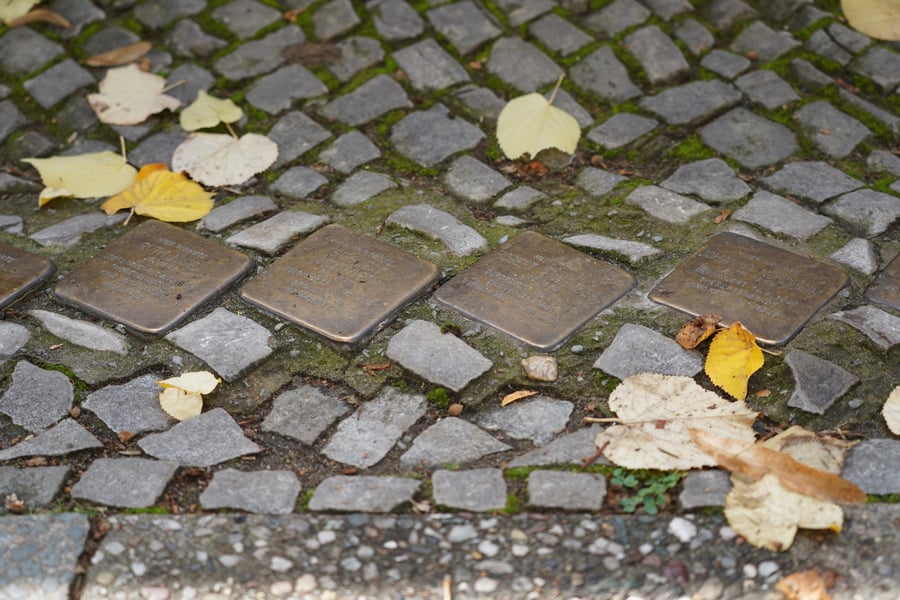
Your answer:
883;385;900;435
22;150;137;205
83;41;152;67
768;426;857;473
158;371;220;421
448;403;464;416
705;322;764;400
501;390;537;406
593;374;757;470
725;473;843;551
4;494;25;514
754;389;771;398
7;7;69;27
776;568;834;600
171;132;278;187
281;41;340;66
841;0;900;40
100;163;214;225
497;75;580;160
675;314;721;349
689;429;865;504
713;209;731;224
0;0;39;24
87;63;180;125
179;90;243;132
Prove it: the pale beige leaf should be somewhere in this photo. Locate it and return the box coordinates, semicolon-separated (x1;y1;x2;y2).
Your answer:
841;0;900;40
775;569;834;600
22;151;137;202
171;132;278;187
158;371;221;395
83;41;152;67
87;63;180;125
725;474;843;551
497;92;580;160
179;90;243;131
158;387;202;421
883;386;900;435
763;425;856;474
501;390;537;406
0;0;39;24
594;374;756;470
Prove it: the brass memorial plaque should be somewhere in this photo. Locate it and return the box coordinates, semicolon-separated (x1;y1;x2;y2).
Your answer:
650;232;849;345
240;224;440;347
866;253;900;312
0;242;54;310
54;220;253;335
434;231;636;351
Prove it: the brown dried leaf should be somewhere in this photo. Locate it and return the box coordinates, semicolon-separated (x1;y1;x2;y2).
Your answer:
713;209;731;224
8;8;71;28
501;390;537;406
84;41;152;67
4;494;26;514
448;403;464;416
689;429;866;504
675;314;721;349
775;568;834;600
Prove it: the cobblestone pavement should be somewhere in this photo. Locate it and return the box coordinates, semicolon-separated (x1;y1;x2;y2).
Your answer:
1;0;899;598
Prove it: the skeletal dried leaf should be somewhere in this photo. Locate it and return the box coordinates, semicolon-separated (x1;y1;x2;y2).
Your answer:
593;374;756;470
675;314;721;349
84;41;152;67
705;322;764;400
87;63;180;125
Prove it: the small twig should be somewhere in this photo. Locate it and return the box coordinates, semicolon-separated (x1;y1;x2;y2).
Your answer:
363;361;391;376
547;72;565;105
442;575;452;600
225;121;238;140
583;417;624;424
581;441;607;468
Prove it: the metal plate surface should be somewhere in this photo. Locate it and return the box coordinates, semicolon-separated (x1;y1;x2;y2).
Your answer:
54;221;253;335
240;224;440;347
865;253;900;312
434;231;635;351
649;232;849;345
0;242;54;310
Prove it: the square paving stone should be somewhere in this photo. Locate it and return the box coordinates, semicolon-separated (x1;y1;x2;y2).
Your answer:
866;253;900;312
137;408;261;467
527;470;606;510
0;466;69;513
434;231;635;350
308;475;420;512
240;224;440;347
432;468;507;512
391;104;485;167
700;107;797;169
650;232;849;345
0;242;54;310
427;1;501;55
24;59;95;110
199;469;301;514
54;221;253;335
320;74;412;126
70;458;178;509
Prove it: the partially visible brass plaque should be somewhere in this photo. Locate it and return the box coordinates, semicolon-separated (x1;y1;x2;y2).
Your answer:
866;253;900;312
54;221;253;335
0;242;54;309
434;231;635;351
650;232;849;345
240;224;440;347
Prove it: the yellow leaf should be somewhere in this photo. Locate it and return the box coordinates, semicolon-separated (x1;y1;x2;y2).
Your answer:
172;132;278;187
22;150;137;206
841;0;900;40
593;373;756;470
704;322;763;400
501;390;537;406
101;164;214;224
0;0;39;24
180;90;243;132
87;63;180;125
883;385;900;435
158;371;220;421
496;76;580;160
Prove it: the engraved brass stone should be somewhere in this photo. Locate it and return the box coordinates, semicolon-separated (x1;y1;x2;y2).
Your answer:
240;224;440;347
866;253;900;312
650;232;849;345
0;242;54;310
54;220;253;335
434;231;636;351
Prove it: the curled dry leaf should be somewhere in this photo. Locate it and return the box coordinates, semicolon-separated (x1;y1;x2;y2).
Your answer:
0;0;39;24
171;132;278;187
87;63;180;125
497;75;580;160
841;0;900;40
501;390;537;406
704;321;764;400
179;90;243;132
158;371;221;421
84;41;152;67
593;374;757;470
883;385;900;435
100;163;214;225
775;568;834;600
22;150;137;206
675;314;721;349
689;428;865;504
7;7;70;27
